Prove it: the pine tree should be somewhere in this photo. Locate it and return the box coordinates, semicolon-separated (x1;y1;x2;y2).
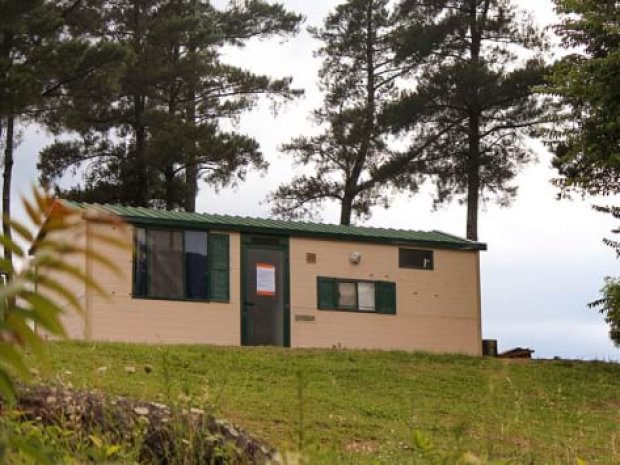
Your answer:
38;0;303;211
1;0;125;273
270;0;409;225
387;0;547;241
2;0;61;273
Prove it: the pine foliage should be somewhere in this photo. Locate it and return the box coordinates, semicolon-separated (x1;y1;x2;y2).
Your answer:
38;0;303;211
386;0;548;240
270;0;408;225
1;0;127;280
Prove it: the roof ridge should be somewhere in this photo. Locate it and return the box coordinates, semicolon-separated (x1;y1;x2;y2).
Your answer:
154;207;429;233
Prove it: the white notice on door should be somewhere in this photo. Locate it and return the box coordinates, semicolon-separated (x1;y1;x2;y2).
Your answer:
256;262;276;296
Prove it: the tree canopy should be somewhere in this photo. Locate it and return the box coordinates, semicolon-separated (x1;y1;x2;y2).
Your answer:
382;0;548;241
1;0;126;274
38;0;303;211
548;0;620;196
270;0;410;225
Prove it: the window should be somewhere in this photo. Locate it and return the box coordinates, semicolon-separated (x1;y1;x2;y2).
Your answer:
357;282;376;311
338;282;357;309
149;230;184;298
317;277;396;314
399;248;434;270
133;227;229;301
185;231;208;299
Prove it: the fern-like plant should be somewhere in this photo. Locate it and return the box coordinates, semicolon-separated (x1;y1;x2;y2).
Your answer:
0;189;127;398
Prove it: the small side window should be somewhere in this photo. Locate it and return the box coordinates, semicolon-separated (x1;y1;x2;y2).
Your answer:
316;277;395;314
399;248;434;270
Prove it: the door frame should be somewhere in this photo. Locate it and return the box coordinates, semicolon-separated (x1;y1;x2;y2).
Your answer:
240;234;290;347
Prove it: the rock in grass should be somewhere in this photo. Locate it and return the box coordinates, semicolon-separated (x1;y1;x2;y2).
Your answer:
125;365;136;374
4;385;277;465
134;406;149;416
97;366;108;374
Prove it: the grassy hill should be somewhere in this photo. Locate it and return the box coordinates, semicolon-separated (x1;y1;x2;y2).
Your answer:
28;342;620;464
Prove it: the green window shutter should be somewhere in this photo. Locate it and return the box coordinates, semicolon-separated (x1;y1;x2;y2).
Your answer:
207;234;230;301
317;277;337;310
375;281;396;315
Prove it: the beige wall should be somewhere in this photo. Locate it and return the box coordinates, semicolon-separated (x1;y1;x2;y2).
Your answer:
289;238;482;355
39;221;88;340
83;222;241;345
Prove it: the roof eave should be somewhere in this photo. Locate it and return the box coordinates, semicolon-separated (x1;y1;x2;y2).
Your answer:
118;215;487;251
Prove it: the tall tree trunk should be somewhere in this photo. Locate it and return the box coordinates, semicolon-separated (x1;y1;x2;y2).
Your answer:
184;41;198;212
340;195;353;226
131;1;148;207
464;0;485;242
164;165;175;211
184;111;198;212
164;40;181;212
466;114;480;241
134;94;148;207
339;0;376;226
2;113;17;323
2;113;15;269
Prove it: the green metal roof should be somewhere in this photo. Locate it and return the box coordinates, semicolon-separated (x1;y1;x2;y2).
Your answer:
62;200;486;251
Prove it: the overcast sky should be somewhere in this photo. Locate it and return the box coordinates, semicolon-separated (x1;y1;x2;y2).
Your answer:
8;0;619;360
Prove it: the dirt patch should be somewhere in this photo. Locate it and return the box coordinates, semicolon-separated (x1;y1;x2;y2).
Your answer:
344;439;379;454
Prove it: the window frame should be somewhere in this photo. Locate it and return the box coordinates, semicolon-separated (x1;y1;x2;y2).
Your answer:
132;226;228;303
317;276;396;315
398;247;434;271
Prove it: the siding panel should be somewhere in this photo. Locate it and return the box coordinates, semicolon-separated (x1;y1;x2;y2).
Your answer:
289;237;482;355
85;223;241;345
38;221;88;340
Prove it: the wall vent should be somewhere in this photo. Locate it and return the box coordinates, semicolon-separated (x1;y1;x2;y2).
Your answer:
305;252;317;264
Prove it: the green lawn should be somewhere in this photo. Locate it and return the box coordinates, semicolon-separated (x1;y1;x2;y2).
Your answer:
28;342;620;464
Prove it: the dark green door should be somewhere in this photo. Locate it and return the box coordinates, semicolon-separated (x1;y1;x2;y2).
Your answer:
241;235;290;346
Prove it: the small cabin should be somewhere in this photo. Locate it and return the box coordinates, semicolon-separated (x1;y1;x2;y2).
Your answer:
43;201;486;355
